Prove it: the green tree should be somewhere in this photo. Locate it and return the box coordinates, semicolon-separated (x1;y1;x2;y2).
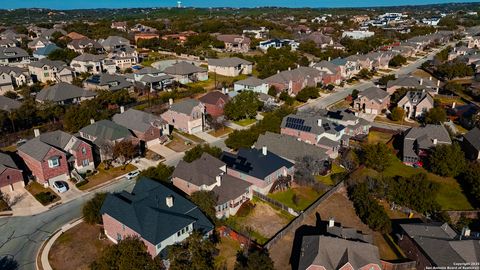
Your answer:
279;91;294;105
357;68;372;79
47;48;79;63
139;163;174;183
168;232;217;270
460;163;480;206
391;87;412;105
361;143;392;172
428;143;466;177
3;91;18;99
389;55;407;67
378;74;396;86
183;144;222;163
91;237;163;270
351;89;359;100
390;107;405;121
295;87;320;102
235;249;275;270
267;86;277;97
83;192;107;225
425;107;447;124
190;190;217;220
224;91;263;121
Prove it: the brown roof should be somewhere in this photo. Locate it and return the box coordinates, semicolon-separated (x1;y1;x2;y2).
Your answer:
66;32;87;40
198;91;229;105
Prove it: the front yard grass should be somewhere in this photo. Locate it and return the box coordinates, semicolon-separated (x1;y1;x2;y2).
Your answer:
166;133;195;152
49;222;111;270
374;116;420;127
79;163;137;191
208;126;233;137
268;186;323;211
175;130;205;144
26;181;60;206
233;118;257;127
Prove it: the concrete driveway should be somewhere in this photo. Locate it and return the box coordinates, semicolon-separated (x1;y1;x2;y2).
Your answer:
54;183;83;203
8;188;47;216
148;143;177;158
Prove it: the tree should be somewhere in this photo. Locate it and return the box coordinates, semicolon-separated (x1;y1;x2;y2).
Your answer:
83;192;107;225
295;155;329;188
390;87;411;105
357;68;371;79
224;91;263;121
279;91;294;105
436;62;474;80
428;143;466;177
459;163;480;206
235;249;275;270
168;232;217;270
351;89;359;100
425;107;447;124
378;74;396;86
295;87;320;103
139;163;174;183
340;149;359;172
361;143;391;172
267;86;277;97
390;107;405;121
47;48;79;63
183;144;222;163
3;91;18;99
389;55;407;67
91;237;163;270
190;190;217;220
113;141;137;168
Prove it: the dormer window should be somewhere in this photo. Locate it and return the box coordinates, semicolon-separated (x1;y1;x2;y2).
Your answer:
48;157;60;168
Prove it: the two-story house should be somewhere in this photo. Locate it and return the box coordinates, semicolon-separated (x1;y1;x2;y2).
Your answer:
132;67;173;91
216;34;251;53
0;66;30;94
67;38;103;54
233;77;270;94
386;76;439;95
163;61;208;84
18;130;94;186
101;178;214;257
220;147;294;194
28;59;74;83
0;47;30;67
0;152;24;192
353;86;390;115
198;91;229;118
84;73;133;92
461;127;480;160
207;57;253;77
161;98;205;134
258;39;300;52
172;153;252;218
402;125;452;166
35;82;97;105
98;36;131;52
312;60;342;85
70;54;106;74
397;90;434;119
265;67;323;96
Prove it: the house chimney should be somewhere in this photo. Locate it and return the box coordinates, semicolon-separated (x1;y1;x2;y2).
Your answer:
216;175;221;187
34;128;40;137
429;76;432;81
277;70;280;74
328;217;335;228
288;67;291;71
262;146;267;156
90;118;95;124
166;195;174;208
317;118;322;126
464;227;471;237
437;80;440;87
420;78;423;85
120;106;125;113
328;56;331;61
433;138;438;145
169;98;173;106
452;102;456;109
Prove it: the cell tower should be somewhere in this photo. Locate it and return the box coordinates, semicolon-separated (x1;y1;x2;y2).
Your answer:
177;1;182;8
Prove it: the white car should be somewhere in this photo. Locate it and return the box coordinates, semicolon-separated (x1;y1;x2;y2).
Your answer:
126;170;140;180
53;181;68;193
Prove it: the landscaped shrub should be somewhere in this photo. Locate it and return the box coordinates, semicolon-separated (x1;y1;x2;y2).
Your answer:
75;180;89;188
35;192;56;205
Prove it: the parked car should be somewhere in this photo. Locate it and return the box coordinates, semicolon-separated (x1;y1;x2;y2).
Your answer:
53;181;68;193
126;170;140;180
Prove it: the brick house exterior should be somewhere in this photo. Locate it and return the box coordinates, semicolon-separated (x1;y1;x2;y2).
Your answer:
216;35;251;53
198;91;229;118
161;99;205;134
397;91;434;119
353;87;390;115
0;152;24;192
265;67;323;96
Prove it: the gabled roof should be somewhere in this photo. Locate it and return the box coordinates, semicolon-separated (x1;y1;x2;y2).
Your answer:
399;90;434;106
281;111;347;136
99;36;130;49
387;76;437;89
33;44;60;56
213;174;251;205
0;96;21;112
169;98;202;115
28;37;52;47
198;91;229;105
0;152;19;174
163;61;206;75
66;32;88;40
312;60;339;73
221;148;294;180
0;47;29;59
72;53;105;62
463;127;480;151
173;153;226;187
18;130;77;161
100;177;214;245
403;124;452;159
234;76;266;87
85;73;132;91
80;119;133;142
265;67;322;85
112;108;166;133
69;38;102;50
358;87;389;103
36;82;97;102
29;58;68;70
208;57;252;67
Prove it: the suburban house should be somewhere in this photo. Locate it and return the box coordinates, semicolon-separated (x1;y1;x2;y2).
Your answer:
99;36;131;52
132;67;173;91
397;222;479;269
67;38;103;54
112;108;170;147
111;21;127;32
161;98;205;134
233;77;269;94
342;30;375;39
258;39;300;51
265;67;323;96
101;177;214;257
353;87;390;115
386;76;440;95
33;44;60;59
163;61;208;84
216;34;251;53
402;125;452;166
0;47;30;66
300;31;334;48
134;32;160;43
35;83;97;105
78;119;137;162
70;54;105;74
242;27;269;39
467;36;480;48
461;127;480;160
0;96;21;112
162;31;197;43
172;153;252;218
366;51;395;70
84;73;133;92
108;46;139;68
28;59;74;84
345;54;373;71
397;91;434;119
220;147;294;194
207;57;253;77
198;91;229;118
0;38;18;48
330;57;360;79
0;152;24;192
0;66;30;94
18;130;94;186
28;37;53;51
312;60;342;85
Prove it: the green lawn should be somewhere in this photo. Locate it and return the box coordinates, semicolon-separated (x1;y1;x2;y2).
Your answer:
316;163;346;186
187;73;248;90
367;131;393;144
233;118;257;127
268;186;323;211
79;163;137;191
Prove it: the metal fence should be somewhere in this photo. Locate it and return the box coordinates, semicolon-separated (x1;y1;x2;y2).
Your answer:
253;191;299;216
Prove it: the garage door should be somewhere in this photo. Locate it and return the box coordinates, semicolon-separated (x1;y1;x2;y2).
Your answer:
371;109;378;115
190;125;203;134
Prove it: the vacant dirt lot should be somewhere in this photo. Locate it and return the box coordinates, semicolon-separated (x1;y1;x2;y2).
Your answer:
268;186;402;270
49;222;111;270
243;202;291;238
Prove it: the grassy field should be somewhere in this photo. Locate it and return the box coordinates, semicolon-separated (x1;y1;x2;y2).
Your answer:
208;126;233;137
367;130;394;144
316;163;346;186
268;186;323;211
215;237;241;270
79;163;137;191
233;118;257;127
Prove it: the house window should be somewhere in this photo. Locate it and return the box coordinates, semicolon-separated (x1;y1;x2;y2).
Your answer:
82;159;89;166
48;158;60;168
156;243;161;249
82;147;86;154
6;175;10;180
177;231;181;237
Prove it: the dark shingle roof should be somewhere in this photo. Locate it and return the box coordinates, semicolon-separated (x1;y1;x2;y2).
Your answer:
100;177;214;245
213;174;251;205
234;76;266;87
164;61;206;75
358;86;389;102
72;53;105;62
36;82;97;102
0;152;19;174
208;57;252;67
85;73;132;91
80;119;133;142
17;130;75;161
169;98;201;115
113;108;166;134
198;91;229;105
221;148;293;180
0;47;29;59
464;127;480;151
173;153;226;187
0;96;21;112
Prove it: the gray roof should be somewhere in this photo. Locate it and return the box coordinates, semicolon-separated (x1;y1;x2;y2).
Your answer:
358;86;389;102
29;59;68;70
100;177;214;245
387;76;437;90
221;148;294;180
112;108;166;134
281;111;347;137
463;127;480;151
36;82;97;102
72;53;105;62
135;67;162;75
169;98;201;115
80;119;133;142
403;125;452;160
28;37;52;47
312;60;339;73
298;235;381;270
85;73;132;91
234;76;266;87
0;66;27;77
212;174;251;205
68;38;102;50
139;74;173;83
265;67;322;85
164;61;206;75
18;130;76;161
173;153;225;187
400;91;434;106
0;96;21;112
208;57;252;67
0;47;29;60
99;36;130;49
255;132;329;162
0;152;19;174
